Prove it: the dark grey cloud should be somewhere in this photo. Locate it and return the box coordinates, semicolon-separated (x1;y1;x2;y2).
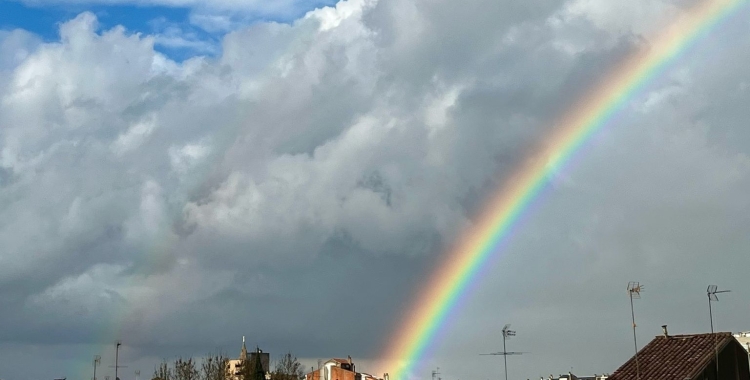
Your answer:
2;1;750;380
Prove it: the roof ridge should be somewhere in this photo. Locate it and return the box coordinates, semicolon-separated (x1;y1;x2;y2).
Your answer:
655;332;733;338
610;331;739;380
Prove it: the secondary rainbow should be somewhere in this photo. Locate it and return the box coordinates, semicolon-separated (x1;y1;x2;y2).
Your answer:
379;0;747;378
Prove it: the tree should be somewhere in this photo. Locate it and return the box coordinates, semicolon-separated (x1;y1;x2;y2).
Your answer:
271;352;305;380
174;357;200;380
252;352;266;380
239;349;266;380
153;360;172;380
201;354;229;380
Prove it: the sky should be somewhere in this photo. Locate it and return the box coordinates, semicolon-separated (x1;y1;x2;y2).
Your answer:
1;0;750;380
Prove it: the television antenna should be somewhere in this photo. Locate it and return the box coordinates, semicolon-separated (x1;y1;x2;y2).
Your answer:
481;324;525;380
627;282;643;380
93;355;101;380
109;341;127;380
707;285;730;376
431;367;441;380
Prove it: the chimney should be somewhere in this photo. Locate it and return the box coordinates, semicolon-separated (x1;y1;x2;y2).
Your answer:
384;374;389;380
348;356;352;365
662;325;669;337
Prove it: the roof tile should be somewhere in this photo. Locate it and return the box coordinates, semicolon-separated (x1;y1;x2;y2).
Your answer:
609;332;734;380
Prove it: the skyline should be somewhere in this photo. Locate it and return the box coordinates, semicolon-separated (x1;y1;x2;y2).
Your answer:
48;320;749;380
2;0;750;379
49;321;750;380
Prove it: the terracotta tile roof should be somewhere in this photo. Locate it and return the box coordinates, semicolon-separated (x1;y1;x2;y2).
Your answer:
609;332;735;380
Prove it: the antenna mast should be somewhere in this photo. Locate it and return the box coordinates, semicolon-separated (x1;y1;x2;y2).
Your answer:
707;285;730;377
116;340;121;380
481;324;524;380
627;282;643;380
110;340;127;380
93;355;101;380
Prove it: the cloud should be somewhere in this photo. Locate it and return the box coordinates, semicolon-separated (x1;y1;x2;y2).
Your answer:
0;29;42;71
560;0;680;37
188;13;239;33
2;1;750;380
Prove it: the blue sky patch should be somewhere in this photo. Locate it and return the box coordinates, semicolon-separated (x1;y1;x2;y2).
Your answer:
0;0;339;61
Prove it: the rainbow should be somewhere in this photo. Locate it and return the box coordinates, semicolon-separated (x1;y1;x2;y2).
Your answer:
379;0;746;378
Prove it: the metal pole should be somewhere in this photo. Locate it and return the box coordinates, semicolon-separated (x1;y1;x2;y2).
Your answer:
630;292;639;380
116;342;121;380
709;296;718;376
503;333;508;380
93;357;98;380
707;286;731;378
709;295;714;334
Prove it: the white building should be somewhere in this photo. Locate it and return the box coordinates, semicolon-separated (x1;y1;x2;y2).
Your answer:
226;337;249;380
543;373;608;380
735;332;750;353
227;337;271;380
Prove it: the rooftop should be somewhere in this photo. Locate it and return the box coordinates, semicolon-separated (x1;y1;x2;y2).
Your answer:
609;332;735;380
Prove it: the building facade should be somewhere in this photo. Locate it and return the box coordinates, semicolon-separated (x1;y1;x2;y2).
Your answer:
735;332;750;353
306;357;388;380
227;337;271;380
543;373;609;380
